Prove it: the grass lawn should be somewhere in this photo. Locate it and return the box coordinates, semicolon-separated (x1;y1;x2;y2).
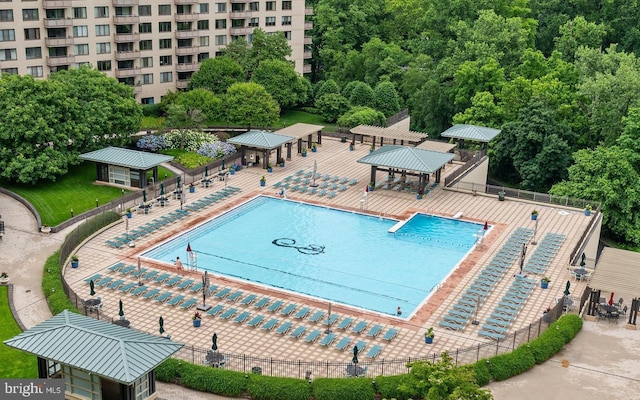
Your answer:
0;286;38;378
278;110;338;132
161;149;213;169
1;162;174;226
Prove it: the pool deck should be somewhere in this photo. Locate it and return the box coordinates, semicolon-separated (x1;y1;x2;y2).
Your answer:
64;138;593;370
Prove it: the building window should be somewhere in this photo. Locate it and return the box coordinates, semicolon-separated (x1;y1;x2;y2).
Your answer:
266;1;276;11
247;33;252;43
199;36;209;46
141;73;153;84
159;55;172;66
282;16;291;26
94;7;108;18
231;3;244;12
215;19;226;29
160;71;172;83
141;57;152;68
158;22;171;32
283;31;291;40
249;17;259;27
139;23;152;33
73;7;86;19
2;68;18;75
45;9;64;19
158;5;171;15
198;52;209;62
95;25;110;36
25;47;41;59
231;19;244;28
282;1;292;10
265;17;275;26
215;35;226;46
177;21;191;30
97;60;111;71
0;9;13;21
96;42;110;54
141;97;154;104
0;48;16;61
197;20;209;30
159;38;171;49
249;2;259;11
215;3;226;13
199;3;208;14
139;40;152;50
138;5;151;16
73;26;88;37
24;28;40;40
115;6;133;17
26;65;43;77
22;9;38;21
74;44;89;55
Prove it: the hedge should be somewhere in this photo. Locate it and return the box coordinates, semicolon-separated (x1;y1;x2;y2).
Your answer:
313;377;375;400
486;345;536;381
178;362;246;397
375;375;415;400
247;375;311;400
42;251;80;315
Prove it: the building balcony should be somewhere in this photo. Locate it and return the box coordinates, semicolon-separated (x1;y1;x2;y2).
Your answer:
229;11;252;18
305;7;314;16
229;27;252;35
303;64;311;74
132;84;142;93
112;0;138;5
113;15;139;24
174;0;198;3
115;50;140;60
304;21;313;30
174;13;199;22
114;33;140;43
176;79;190;89
176;63;200;72
43;0;72;9
303;50;312;59
175;46;199;55
115;67;141;78
46;55;75;67
175;30;199;39
43;18;73;28
230;0;247;3
304;36;312;45
45;36;74;46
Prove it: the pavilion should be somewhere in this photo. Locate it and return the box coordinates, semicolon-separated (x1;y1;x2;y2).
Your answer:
227;130;294;169
439;124;501;152
275;123;325;155
349;125;427;149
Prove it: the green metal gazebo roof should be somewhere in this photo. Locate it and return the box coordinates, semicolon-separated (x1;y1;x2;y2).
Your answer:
4;311;183;384
227;130;294;149
357;145;454;174
79;147;174;169
440;124;501;142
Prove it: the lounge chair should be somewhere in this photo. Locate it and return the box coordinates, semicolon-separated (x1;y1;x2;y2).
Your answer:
167;294;185;306
108;262;126;273
154;273;172;283
438;320;465;330
214;287;231;299
227;290;244;302
330;176;340;182
105;240;123;249
449;308;474;319
118;282;138;293
354;340;367;352
155;291;173;303
130;285;148;296
188;282;204;293
478;330;504;340
323;314;340;326
247;315;265;327
351;321;368;334
348;178;358;185
308;187;318;195
206;304;224;316
165;276;182;287
253;297;271;309
119;265;136;275
482;324;508;334
336;317;354;330
279;303;297;316
240;294;258;306
267;300;284;312
262;318;279;331
142;288;161;300
220;308;238;320
96;277;114;288
308;310;326;323
326;191;337;198
107;279;125;290
485;318;511;328
180;298;198;309
319;333;337;346
304;329;322;343
275;321;293;335
234;311;251;323
290;326;307;339
317;189;327;197
382;328;398;341
84;274;103;283
177;279;195;290
366;344;383;359
366;324;383;338
334;337;352;351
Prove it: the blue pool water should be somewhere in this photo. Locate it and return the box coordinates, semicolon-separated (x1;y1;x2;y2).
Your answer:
142;196;482;317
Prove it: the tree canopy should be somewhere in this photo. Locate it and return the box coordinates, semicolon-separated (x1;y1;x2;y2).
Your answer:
223;82;280;128
188;57;245;94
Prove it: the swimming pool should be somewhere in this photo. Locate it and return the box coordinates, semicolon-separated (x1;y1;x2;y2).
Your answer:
142;196;483;317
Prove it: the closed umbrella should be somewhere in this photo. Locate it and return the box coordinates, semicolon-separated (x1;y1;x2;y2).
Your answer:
202;271;210;308
564;280;571;296
119;299;124;318
608;292;615;306
160;183;165;196
221;160;225;170
142;189;147;203
90;280;96;296
484;221;489;231
352;345;359;365
212;333;218;351
580;253;586;268
177;176;181;188
159;316;165;334
204;165;209;177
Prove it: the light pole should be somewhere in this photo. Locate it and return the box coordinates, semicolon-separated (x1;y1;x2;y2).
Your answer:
532;217;539;245
121;189;125;211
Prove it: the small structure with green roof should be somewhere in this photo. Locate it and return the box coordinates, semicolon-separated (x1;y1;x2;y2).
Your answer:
227;130;294;169
4;310;183;400
439;124;501;152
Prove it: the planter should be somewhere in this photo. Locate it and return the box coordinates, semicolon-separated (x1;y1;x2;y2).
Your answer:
71;260;79;269
267;168;273;173
301;152;307;157
425;336;434;344
280;162;285;167
349;145;354;151
189;186;195;193
193;319;202;327
417;194;423;200
369;149;374;154
312;147;317;153
0;277;9;284
531;214;538;221
40;226;51;234
542;314;551;323
498;191;505;201
125;212;132;218
540;281;549;289
260;181;266;187
584;210;591;216
341;136;347;143
229;169;235;175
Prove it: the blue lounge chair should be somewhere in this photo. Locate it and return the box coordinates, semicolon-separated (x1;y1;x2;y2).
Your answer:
276;321;293;335
262;318;279;331
142;288;161;299
317;189;327;197
177;279;195;290
180;298;198;309
308;310;326;323
348;178;358;185
118;282;138;293
319;333;337;346
84;274;102;283
290;326;307;339
214;288;231;299
167;294;185;306
294;307;311;319
351;321;368;334
366;324;383;338
119;265;136;275
165;276;182;287
443;314;468;324
280;304;297;316
478;330;504;340
335;337;352;351
486;318;511;328
327;191;337;198
108;262;126;273
130;285;148;296
382;328;398;341
253;297;270;309
105;240;123;249
220;308;238;320
207;304;224;316
96;277;114;288
319;181;329;188
189;282;204;293
227;290;244;302
155;291;173;303
336;317;354;330
366;344;383;358
154;273;172;283
267;300;284;312
107;279;125;290
439;320;465;330
354;340;367;352
324;314;340;326
240;294;258;306
234;311;251;323
304;330;322;343
247;315;265;327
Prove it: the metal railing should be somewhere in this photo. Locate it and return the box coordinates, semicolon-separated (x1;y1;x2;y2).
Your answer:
443;150;487;186
386;109;409;127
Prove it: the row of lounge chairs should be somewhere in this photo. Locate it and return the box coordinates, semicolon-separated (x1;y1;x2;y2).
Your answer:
438;227;534;332
274;170;358;199
184;186;241;212
522;233;565;275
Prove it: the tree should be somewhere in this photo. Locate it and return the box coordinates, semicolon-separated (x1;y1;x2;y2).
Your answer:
220;37;252;76
337;106;385;128
315;79;340;100
223;29;292;79
175;89;222;121
452;58;506;113
373;81;400;117
554;16;607;62
188;57;245;94
348;81;375;108
223;82;280;128
315;93;351;122
252;60;309;109
453;91;503;128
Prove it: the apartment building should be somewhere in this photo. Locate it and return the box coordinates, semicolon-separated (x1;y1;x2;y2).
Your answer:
0;0;312;103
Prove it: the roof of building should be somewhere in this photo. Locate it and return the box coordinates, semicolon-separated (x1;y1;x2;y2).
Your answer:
227;130;294;149
440;124;501;142
4;311;183;384
589;247;640;298
357;145;455;174
79;147;173;169
275;123;325;139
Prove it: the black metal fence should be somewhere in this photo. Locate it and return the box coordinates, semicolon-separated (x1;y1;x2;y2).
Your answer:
58;211;121;267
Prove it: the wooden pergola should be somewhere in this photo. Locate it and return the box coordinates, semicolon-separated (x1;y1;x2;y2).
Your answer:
275;123;325;155
349;125;427;149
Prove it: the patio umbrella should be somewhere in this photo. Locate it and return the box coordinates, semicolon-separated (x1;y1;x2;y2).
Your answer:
519;252;525;275
221;160;225;170
177;176;181;189
204;165;209;178
608;292;615;306
484;221;488;231
119;299;124;318
564;280;571;296
212;333;218;351
580;253;586;268
160;183;165;196
142;189;147;203
159;316;165;334
90;280;96;296
352;345;359;365
202;271;210;307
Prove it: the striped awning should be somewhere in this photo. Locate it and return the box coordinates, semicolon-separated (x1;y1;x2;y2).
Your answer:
589;247;640;298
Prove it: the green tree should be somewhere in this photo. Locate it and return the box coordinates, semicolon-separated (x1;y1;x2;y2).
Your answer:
249;29;292;68
554;16;607;62
223;82;280;128
315;93;351;122
315;79;340;100
220;37;252;76
453;91;503;128
188;57;245;94
348;81;375;108
175;89;222;121
252;60;309;109
373;81;400;117
337;106;385;128
452;58;506;113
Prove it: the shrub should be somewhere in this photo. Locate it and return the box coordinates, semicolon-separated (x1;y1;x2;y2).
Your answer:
247;375;311;400
554;314;583;343
155;358;181;382
162;149;213;169
473;359;491;386
315;93;351;123
163;129;219;152
142;103;162;117
375;375;415;400
197;141;237;158
42;251;80;315
528;332;565;363
136;135;167;152
313;378;374;400
179;362;246;397
337;106;386;128
486;345;535;381
141;116;165;130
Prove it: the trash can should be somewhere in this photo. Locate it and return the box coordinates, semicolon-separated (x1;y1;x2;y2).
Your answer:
251;367;262;375
498;191;505;201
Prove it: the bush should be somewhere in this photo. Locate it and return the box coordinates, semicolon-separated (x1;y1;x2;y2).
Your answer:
528;332;565;363
554;314;583;343
375;375;414;400
337;106;386;128
316;94;351;123
142;103;162;117
473;359;491;386
163;129;219;152
486;345;535;381
155;358;181;382
42;252;80;315
141;116;165;130
179;362;246;397
313;378;374;400
247;375;311;400
136;135;167;152
161;149;213;169
197;141;237;158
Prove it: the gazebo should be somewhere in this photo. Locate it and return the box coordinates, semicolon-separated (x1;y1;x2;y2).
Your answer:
4;310;183;400
227;130;295;169
439;124;501;152
275;123;325;155
357;145;455;188
349;125;427;149
79;147;173;189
